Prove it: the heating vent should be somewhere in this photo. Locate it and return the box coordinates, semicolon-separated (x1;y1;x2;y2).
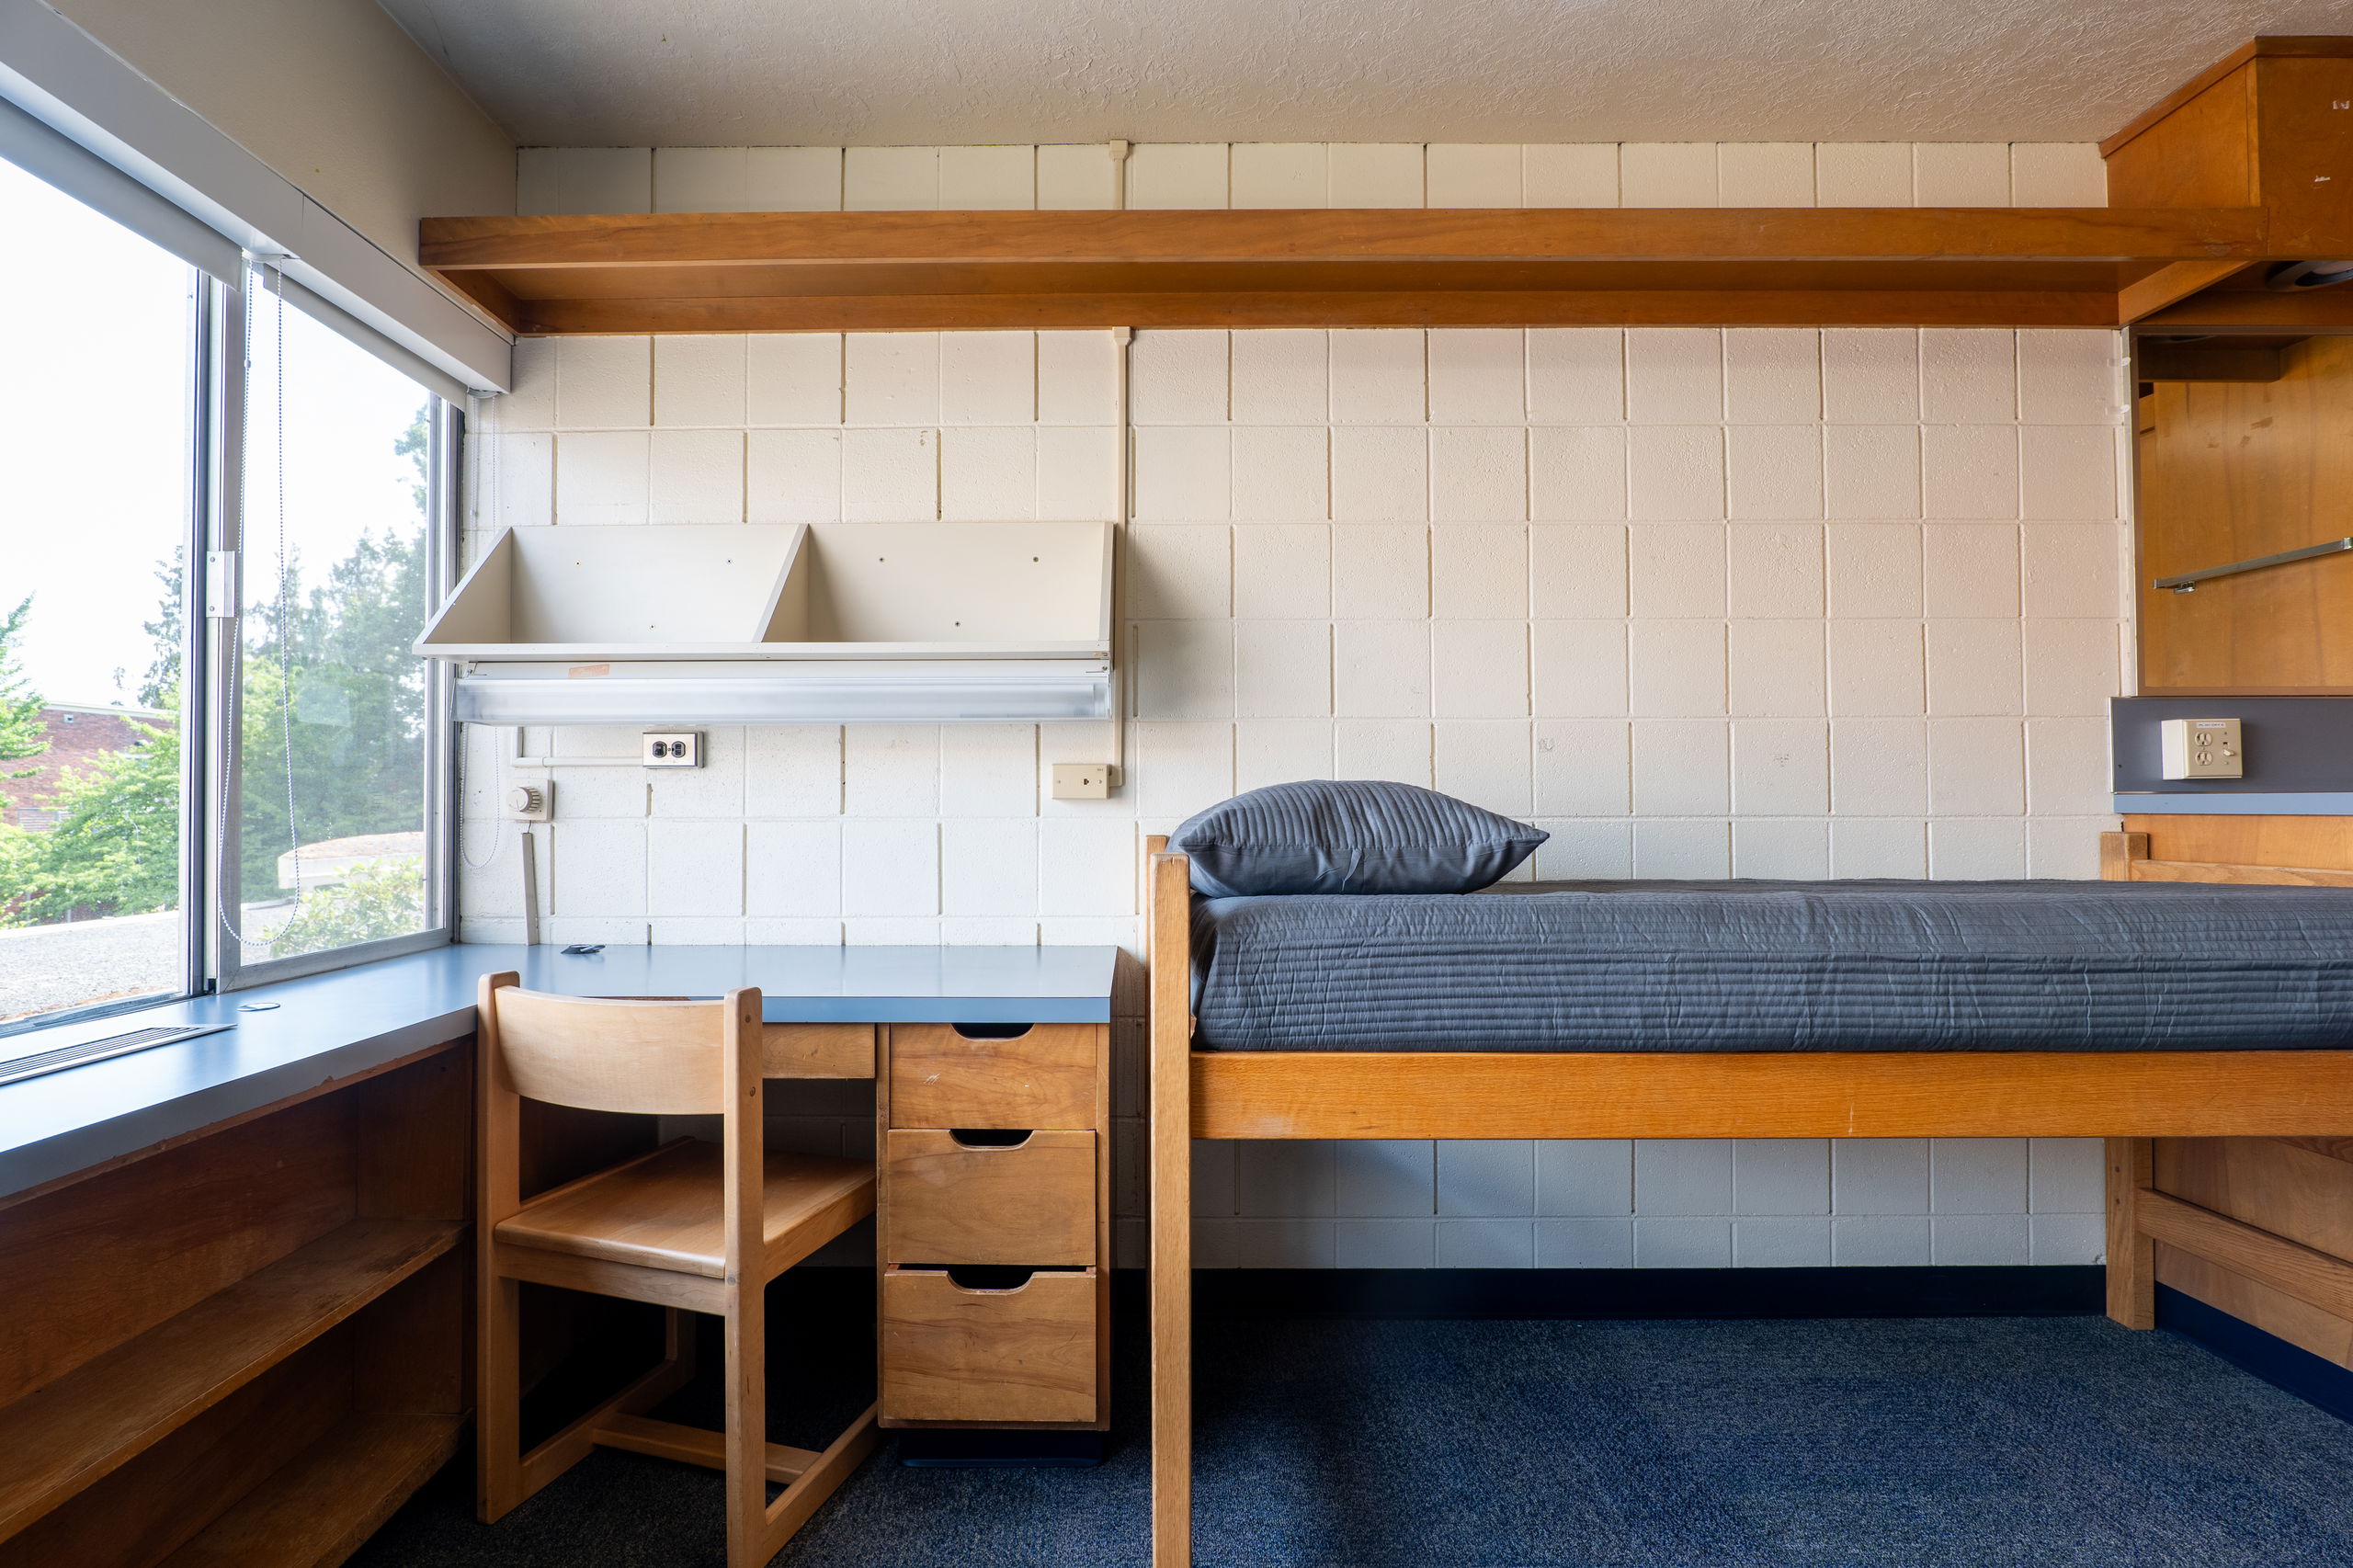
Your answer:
0;1022;233;1086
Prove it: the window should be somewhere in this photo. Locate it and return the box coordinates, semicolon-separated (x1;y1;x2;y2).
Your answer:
0;156;456;1032
227;282;445;971
0;156;199;1026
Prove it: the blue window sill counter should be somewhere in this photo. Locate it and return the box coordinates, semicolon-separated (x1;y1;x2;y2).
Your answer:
0;944;1120;1201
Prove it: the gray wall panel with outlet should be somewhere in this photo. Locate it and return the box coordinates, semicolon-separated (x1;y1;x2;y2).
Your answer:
2112;697;2353;794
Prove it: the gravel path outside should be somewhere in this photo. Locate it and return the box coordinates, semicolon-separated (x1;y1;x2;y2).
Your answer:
0;910;181;1022
0;904;299;1023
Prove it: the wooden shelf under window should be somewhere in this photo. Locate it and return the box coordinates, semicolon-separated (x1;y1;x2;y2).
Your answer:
158;1411;465;1568
0;1217;462;1542
0;1030;472;1568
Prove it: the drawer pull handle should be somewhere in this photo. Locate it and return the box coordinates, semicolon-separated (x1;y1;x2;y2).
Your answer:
950;1022;1034;1040
946;1265;1037;1292
949;1129;1034;1149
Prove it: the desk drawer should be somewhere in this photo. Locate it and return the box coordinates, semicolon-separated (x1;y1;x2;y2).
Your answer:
883;1130;1095;1267
888;1024;1098;1130
881;1267;1098;1425
762;1022;874;1079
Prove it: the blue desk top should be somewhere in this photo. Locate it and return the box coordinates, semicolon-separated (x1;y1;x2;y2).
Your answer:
0;943;1119;1202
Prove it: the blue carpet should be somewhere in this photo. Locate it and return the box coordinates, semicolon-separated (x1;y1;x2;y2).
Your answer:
349;1312;2353;1568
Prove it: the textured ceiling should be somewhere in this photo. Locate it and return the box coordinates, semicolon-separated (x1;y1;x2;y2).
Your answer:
375;0;2353;147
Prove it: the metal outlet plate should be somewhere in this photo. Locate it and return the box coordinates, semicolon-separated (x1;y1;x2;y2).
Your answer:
2161;717;2244;779
642;731;704;767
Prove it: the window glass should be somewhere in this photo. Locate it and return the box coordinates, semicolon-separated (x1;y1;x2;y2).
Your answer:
233;289;437;963
0;158;197;1025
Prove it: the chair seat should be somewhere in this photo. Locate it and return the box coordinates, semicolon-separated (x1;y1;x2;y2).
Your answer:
495;1139;873;1280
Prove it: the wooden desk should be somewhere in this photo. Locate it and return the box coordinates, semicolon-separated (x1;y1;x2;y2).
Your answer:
0;943;1119;1568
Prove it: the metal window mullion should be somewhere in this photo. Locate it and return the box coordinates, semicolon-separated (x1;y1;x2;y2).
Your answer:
178;273;215;1000
205;270;249;991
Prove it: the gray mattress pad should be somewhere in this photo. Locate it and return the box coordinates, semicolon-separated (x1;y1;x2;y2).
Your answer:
1188;879;2353;1051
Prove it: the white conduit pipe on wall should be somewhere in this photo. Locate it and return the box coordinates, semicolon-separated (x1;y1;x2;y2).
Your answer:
1111;322;1132;786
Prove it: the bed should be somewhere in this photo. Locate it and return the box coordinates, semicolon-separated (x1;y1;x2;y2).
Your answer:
1144;824;2353;1568
1189;878;2353;1053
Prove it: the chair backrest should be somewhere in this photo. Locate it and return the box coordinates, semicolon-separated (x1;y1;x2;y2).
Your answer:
482;980;758;1116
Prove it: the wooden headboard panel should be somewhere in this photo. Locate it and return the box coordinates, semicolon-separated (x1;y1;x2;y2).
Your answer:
2104;815;2353;886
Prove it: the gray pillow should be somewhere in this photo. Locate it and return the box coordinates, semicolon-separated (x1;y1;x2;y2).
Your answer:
1170;780;1548;896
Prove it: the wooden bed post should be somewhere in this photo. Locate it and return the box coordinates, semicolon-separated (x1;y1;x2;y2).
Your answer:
2106;1139;2157;1329
2108;824;2154;1327
2099;830;2150;881
1145;835;1193;1568
2099;832;2157;1328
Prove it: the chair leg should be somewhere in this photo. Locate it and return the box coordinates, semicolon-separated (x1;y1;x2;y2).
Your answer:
477;1272;524;1522
724;1291;768;1568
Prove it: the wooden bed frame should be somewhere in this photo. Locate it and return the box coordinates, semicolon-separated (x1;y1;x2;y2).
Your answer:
1142;826;2353;1567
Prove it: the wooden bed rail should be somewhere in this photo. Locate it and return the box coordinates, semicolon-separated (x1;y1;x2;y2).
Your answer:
1187;1050;2353;1141
2100;830;2353;887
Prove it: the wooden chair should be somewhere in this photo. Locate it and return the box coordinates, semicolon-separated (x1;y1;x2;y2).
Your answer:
474;972;878;1567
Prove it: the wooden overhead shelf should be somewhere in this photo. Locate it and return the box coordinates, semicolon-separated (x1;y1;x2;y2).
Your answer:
419;38;2353;335
421;207;2267;334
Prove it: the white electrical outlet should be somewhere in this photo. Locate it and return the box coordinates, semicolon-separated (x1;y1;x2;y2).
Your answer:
506;780;553;822
642;731;703;767
2161;717;2244;779
1051;763;1114;800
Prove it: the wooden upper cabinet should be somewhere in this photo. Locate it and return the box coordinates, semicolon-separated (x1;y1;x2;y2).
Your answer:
2103;49;2265;210
2104;38;2353;256
2137;334;2353;693
2118;41;2353;688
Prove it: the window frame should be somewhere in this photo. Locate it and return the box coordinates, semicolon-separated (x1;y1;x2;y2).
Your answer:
0;102;475;1040
205;269;460;994
0;260;459;1041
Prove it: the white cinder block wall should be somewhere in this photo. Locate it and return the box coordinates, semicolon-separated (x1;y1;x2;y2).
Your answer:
462;140;2125;1271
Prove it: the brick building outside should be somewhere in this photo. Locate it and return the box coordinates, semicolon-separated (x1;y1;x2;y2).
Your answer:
2;704;172;831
